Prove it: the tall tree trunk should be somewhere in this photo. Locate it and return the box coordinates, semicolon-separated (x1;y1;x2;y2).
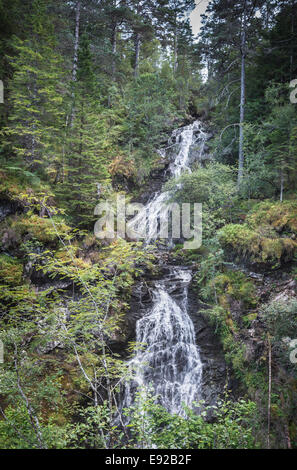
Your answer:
280;164;284;202
134;32;140;78
173;23;178;74
237;3;246;188
72;1;81;83
111;23;117;81
70;1;81;127
108;22;118;107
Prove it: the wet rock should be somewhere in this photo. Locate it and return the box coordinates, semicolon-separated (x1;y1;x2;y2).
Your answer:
187;287;227;408
36;340;63;354
114;265;227;411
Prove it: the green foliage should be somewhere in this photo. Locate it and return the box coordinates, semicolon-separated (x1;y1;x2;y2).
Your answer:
0;196;156;449
61;403;121;449
194;246;224;288
219;222;297;266
0;0;297;450
166;162;237;240
9;214;71;244
2;25;66;174
167;162;236;207
246;200;297;234
260;299;297;443
262;299;297;359
123;72;177;181
125;388;258;449
0;254;23;285
204;271;257;308
0;404;41;449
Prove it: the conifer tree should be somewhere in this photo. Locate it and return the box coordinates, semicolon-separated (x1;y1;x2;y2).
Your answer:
57;34;111;226
2;0;66;179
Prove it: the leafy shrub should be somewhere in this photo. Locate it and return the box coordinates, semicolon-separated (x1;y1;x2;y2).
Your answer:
207;271;257;308
262;299;297;343
126;388;258;449
166;162;237;209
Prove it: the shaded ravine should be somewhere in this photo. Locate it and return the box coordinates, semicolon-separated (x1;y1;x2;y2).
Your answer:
121;121;210;417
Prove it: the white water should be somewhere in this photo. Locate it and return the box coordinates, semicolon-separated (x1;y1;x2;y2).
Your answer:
122;121;206;417
127;120;207;244
123;268;202;416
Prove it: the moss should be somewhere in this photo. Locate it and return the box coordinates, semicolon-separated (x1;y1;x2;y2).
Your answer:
0;254;23;285
246;200;297;233
55;248;92;270
0;169;51;203
210;271;257;308
218;199;297;266
243;312;258;327
218;224;256;251
261;237;296;262
10;214;71;244
0;170;29;200
202;305;246;379
219;223;297;266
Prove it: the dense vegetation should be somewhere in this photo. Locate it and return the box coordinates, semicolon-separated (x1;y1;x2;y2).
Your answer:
0;0;296;449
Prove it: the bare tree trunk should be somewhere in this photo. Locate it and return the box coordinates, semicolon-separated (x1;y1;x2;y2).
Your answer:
72;1;81;83
238;3;246;188
111;23;117;81
134;32;140;78
173;23;178;74
267;334;272;449
30;80;37;164
70;1;81;127
280;165;284;202
108;22;118;107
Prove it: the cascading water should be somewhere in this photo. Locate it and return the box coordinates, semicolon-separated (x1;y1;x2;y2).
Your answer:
123;268;202;416
122;120;207;418
127;120;207;244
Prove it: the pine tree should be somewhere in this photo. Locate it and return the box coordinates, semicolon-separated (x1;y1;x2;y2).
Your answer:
57;34;111;226
2;0;66;179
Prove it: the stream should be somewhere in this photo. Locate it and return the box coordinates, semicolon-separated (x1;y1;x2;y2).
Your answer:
121;121;209;417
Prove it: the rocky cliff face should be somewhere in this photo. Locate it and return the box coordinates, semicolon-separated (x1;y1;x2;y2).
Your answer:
109;251;228;414
106;120;228;414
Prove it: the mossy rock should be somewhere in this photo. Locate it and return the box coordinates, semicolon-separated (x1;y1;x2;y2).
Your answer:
10;214;71;244
219;222;297;267
0;169;51;204
218;200;297;267
0;254;23;285
246;200;297;234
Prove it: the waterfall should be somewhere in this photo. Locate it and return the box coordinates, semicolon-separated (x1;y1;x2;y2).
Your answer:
127;120;207;244
123;268;202;416
122;120;206;418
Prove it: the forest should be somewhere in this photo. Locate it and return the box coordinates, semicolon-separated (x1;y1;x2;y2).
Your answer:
0;0;296;450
